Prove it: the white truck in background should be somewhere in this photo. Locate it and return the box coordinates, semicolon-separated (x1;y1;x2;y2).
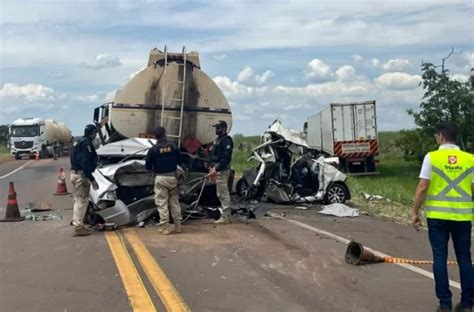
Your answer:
305;101;379;174
10;118;72;160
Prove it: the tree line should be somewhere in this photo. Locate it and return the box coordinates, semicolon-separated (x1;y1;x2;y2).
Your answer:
396;51;473;161
0;125;9;147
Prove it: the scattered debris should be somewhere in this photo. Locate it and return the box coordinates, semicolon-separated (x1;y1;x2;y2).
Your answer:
361;192;384;201
23;210;63;221
318;203;359;217
95;223;118;231
294;205;310;210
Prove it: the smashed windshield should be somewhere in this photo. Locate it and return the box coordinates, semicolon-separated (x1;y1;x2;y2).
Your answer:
11;126;39;137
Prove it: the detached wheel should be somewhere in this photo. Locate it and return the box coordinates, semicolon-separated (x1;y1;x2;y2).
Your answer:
323;183;349;204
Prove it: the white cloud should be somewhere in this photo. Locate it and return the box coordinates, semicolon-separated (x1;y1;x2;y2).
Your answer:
237;66;255;83
0;83;59;102
0;83;66;116
465;53;474;67
382;59;410;72
335;65;356;81
236;66;274;85
305;59;331;80
83;54;122;69
372;58;380;67
78;95;100;102
234;114;252;121
352;54;363;62
213;76;266;99
375;72;421;90
263;113;288;120
255;70;275;85
451;74;469;83
213;53;228;60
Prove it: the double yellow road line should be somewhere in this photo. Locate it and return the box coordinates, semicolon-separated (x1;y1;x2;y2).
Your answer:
105;230;190;312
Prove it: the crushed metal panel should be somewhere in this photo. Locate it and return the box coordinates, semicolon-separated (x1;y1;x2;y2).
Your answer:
266;120;308;147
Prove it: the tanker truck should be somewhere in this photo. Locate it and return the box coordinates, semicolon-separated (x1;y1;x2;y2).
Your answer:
93;47;232;150
9;118;72;159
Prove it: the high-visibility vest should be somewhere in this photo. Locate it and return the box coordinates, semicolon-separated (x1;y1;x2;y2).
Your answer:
424;149;473;221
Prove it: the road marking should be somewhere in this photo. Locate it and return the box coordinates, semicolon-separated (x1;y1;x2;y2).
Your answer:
105;231;157;312
0;160;34;180
267;212;461;290
125;231;190;312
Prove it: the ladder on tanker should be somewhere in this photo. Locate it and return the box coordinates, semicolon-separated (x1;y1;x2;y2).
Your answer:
160;46;187;148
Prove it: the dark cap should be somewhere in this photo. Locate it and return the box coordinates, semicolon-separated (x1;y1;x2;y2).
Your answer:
84;124;97;136
154;127;166;139
212;120;228;129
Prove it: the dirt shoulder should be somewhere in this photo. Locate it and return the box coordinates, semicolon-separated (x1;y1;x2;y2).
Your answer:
0;154;13;164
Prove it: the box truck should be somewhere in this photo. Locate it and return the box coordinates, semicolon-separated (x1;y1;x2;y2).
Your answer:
305;101;379;174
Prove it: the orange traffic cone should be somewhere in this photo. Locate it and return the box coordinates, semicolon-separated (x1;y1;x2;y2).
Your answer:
0;182;24;222
54;168;70;196
345;241;385;265
35;152;40;161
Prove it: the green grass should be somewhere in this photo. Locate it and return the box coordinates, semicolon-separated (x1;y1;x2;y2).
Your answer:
231;131;420;223
0;145;9;154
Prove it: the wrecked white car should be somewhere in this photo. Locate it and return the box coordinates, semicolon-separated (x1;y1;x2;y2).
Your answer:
86;138;251;227
236;120;351;204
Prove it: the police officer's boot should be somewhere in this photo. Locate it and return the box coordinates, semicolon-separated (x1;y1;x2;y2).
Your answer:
174;221;182;233
73;226;92;237
214;209;231;224
160;224;174;235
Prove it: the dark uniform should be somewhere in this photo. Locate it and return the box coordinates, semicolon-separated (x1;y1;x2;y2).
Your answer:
70;132;98;232
146;138;182;234
210;122;233;223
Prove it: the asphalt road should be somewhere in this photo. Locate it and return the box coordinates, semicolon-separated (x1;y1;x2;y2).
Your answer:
0;158;470;312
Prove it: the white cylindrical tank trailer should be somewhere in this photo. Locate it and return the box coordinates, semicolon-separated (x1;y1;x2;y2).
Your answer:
43;120;72;144
94;47;232;146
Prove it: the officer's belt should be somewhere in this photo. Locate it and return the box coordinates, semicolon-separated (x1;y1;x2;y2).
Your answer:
154;171;177;177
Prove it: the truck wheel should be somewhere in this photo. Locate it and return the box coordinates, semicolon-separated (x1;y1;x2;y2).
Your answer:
15;154;21;160
323;183;349;204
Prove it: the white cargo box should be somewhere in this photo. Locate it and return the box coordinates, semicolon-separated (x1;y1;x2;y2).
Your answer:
306;101;378;157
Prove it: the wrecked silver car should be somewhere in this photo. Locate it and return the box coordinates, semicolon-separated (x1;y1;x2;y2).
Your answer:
236;121;351;204
86;138;251;227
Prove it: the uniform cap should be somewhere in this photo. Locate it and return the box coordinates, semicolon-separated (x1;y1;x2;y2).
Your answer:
212;120;228;129
84;124;97;136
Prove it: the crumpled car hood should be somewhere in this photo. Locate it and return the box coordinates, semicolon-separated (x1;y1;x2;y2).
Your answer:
96;138;157;157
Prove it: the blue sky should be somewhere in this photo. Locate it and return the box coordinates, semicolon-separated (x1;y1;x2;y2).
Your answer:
0;0;473;135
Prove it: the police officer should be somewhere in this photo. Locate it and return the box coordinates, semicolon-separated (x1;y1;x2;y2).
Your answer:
145;127;182;235
70;124;99;237
209;120;233;224
412;121;473;312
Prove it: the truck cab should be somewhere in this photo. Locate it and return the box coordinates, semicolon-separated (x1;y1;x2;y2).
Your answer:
10;118;45;159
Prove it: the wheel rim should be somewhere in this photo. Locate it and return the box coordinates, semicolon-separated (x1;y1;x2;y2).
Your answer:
238;180;249;195
327;185;345;203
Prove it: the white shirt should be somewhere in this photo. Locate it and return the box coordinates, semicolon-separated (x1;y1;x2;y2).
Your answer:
419;144;474;182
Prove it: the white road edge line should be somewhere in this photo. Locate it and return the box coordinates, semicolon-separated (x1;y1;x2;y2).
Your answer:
0;160;35;180
267;212;461;290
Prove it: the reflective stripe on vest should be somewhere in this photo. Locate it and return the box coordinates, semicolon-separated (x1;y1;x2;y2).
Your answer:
424;149;473;221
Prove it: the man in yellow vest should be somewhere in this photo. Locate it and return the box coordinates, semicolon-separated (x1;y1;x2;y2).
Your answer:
412;121;473;312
